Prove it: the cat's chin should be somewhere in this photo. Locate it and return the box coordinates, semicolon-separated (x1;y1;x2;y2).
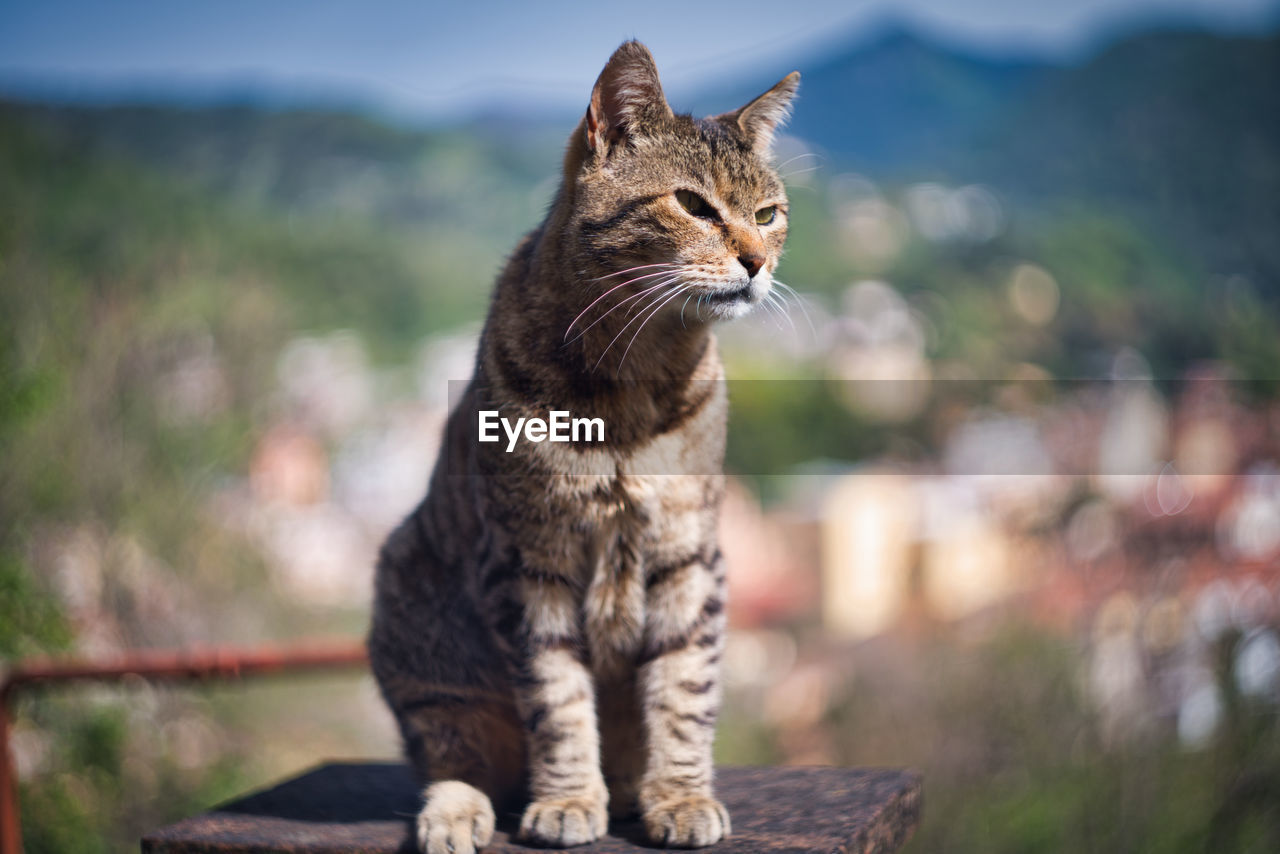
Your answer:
696;280;769;322
704;300;757;322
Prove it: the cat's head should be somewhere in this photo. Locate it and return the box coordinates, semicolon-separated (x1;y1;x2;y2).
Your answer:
563;41;799;324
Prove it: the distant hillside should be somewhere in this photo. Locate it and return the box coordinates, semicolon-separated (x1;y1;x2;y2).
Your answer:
705;24;1052;174
1;101;559;232
712;25;1279;294
970;29;1280;292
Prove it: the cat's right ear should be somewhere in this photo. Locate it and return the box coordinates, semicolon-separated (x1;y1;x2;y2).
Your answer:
721;71;801;156
585;40;673;157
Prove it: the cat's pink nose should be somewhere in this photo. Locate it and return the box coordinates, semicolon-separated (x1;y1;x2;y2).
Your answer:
739;253;765;278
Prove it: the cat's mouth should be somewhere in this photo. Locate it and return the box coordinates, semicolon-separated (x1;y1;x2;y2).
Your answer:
703;283;754;304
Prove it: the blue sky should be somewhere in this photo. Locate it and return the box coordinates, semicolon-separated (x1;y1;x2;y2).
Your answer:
1;0;1276;118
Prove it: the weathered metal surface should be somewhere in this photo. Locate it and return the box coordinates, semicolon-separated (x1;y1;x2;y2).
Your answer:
141;762;922;853
2;643;368;693
0;700;19;854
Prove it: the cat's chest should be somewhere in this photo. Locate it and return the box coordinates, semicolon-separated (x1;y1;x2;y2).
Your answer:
580;471;720;669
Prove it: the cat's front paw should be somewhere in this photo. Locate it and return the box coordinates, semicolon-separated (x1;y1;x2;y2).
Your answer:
417;780;495;854
518;795;607;847
642;794;730;848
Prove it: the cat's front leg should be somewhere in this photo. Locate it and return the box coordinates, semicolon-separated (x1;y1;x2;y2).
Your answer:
637;548;730;848
489;558;609;847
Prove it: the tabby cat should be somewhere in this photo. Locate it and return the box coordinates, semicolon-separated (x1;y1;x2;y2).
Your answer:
368;41;798;853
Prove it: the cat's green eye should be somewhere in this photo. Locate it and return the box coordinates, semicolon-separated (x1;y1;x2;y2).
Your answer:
755;206;777;225
675;190;715;219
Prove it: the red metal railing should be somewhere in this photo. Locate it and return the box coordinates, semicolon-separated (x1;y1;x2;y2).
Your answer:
0;641;369;854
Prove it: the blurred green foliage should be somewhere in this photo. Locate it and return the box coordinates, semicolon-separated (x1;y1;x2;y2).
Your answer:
17;691;250;854
0;104;440;851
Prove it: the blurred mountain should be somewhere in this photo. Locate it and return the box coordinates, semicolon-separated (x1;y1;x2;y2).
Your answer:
1;101;559;229
966;28;1280;292
720;24;1279;291
695;22;1053;174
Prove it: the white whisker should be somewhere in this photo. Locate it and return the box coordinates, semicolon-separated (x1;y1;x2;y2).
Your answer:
757;290;788;330
779;165;821;180
588;262;678;283
565;274;682;343
774;152;822;171
679;291;699;329
619;284;693;372
759;291;788;331
593;282;685;373
772;280;816;336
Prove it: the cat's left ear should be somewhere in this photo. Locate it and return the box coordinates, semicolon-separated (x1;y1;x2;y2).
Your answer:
586;40;674;156
721;71;801;156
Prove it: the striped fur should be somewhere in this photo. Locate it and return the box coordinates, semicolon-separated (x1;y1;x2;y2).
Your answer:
368;41;797;852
